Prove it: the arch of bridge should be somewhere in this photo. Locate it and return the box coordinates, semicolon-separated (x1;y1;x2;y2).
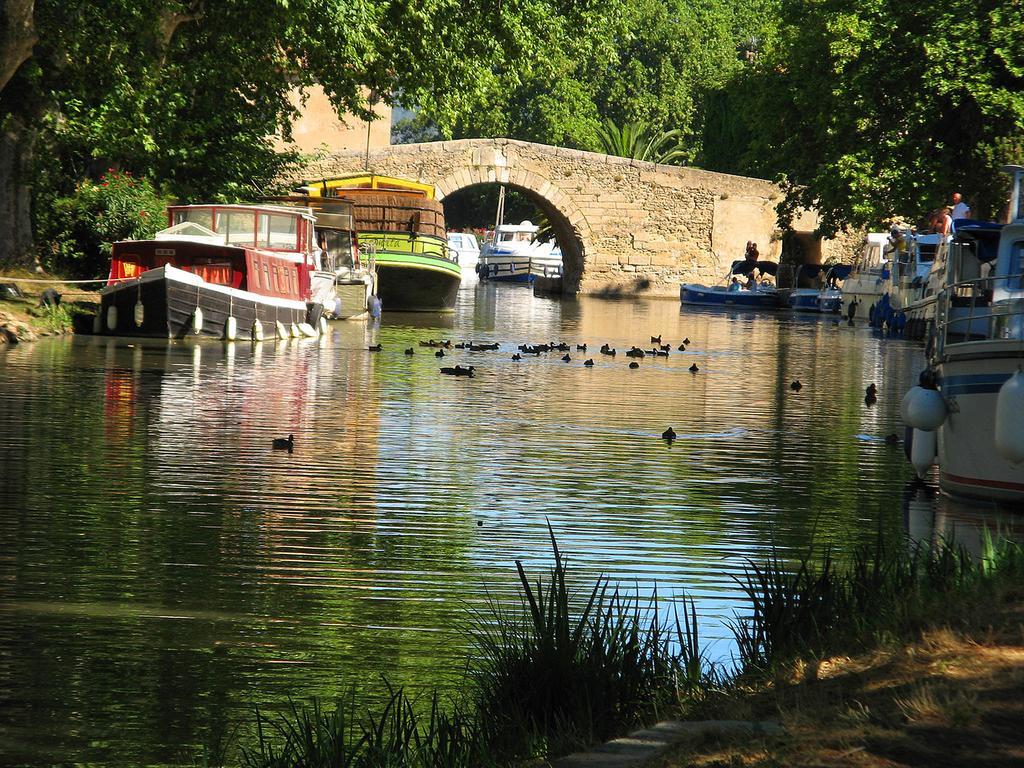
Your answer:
298;138;828;296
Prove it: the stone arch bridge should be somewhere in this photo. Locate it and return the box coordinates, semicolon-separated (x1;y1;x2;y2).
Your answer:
298;138;833;296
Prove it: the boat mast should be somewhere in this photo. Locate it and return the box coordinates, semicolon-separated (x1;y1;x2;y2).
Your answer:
493;185;506;242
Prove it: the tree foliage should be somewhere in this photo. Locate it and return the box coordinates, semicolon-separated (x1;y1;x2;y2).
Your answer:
735;0;1024;234
2;0;604;265
439;0;765;159
36;170;168;277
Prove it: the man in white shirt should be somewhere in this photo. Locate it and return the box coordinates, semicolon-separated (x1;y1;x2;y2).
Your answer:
951;192;971;219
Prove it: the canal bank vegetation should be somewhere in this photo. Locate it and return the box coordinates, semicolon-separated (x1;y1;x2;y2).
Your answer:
230;527;1024;768
0;271;98;342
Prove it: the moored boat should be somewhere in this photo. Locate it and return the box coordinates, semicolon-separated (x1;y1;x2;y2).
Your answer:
478;221;562;283
841;232;889;318
870;230;945;336
900;165;1024;502
447;231;481;282
788;264;852;313
99;203;347;339
303;175;461;311
680;260;781;309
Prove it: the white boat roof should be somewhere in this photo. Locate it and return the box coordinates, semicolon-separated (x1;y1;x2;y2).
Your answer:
866;232;889;244
171;203;316;221
496;221;538;234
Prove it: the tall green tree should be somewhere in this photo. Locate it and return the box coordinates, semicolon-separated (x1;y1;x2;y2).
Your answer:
440;0;765;159
1;0;603;267
738;0;1024;234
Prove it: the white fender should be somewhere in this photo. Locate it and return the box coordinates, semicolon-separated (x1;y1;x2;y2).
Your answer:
319;316;329;335
298;322;318;338
92;312;102;334
910;428;937;479
900;386;947;430
106;305;118;332
995;370;1024;464
275;320;288;339
223;315;237;341
133;300;144;327
289;322;300;338
252;318;264;342
192;306;204;334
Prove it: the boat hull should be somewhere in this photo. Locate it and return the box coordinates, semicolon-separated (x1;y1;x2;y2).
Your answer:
358;231;462;311
841;272;887;318
98;265;318;340
375;257;462;311
934;353;1024;502
480;264;535;283
680;284;781;309
789;289;843;313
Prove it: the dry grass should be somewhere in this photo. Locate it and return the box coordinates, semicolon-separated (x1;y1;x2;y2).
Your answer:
658;602;1024;768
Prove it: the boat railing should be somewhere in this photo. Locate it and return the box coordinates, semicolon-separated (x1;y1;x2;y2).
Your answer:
935;270;1024;355
479;258;533;279
530;261;563;278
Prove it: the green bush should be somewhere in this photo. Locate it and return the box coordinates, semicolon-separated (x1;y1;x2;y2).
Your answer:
37;170;169;278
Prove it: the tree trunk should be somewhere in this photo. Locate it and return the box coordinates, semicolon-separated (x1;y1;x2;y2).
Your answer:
0;117;36;268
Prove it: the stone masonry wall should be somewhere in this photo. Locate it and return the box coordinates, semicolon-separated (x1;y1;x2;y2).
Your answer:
296;138;823;297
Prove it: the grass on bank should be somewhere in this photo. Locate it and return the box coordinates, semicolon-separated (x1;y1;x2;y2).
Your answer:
0;267;99;338
656;604;1024;767
233;528;1024;768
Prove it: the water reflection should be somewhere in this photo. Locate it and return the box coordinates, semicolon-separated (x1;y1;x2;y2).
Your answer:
0;284;1012;766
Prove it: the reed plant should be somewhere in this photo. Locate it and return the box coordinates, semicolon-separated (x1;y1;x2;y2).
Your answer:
468;525;688;759
731;530;1024;677
240;687;491;768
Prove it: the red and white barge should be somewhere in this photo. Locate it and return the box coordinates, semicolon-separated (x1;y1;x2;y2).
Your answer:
98;203;353;339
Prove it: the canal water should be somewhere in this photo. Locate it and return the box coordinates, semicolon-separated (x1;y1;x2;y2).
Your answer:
0;284;1011;766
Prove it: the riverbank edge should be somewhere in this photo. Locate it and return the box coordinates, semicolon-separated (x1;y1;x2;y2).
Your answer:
554;594;1024;768
663;600;1023;768
0;271;99;343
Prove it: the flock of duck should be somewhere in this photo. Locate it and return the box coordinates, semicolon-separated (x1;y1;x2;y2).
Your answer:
273;336;891;451
368;334;703;376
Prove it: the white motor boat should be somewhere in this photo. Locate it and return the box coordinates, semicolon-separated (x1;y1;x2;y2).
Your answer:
789;264;852;313
841;232;889;318
900;165;1024;503
869;230;947;336
478;220;562;283
447;231;481;282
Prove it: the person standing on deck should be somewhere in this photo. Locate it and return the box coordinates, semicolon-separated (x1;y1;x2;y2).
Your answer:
951;192;971;220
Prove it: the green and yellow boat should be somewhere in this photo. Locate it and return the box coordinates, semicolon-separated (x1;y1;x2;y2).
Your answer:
303;175;461;312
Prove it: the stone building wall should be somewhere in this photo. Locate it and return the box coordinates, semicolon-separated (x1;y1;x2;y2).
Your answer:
295;138;825;297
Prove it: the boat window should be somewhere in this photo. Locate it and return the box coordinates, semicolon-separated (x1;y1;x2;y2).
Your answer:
259;213;299;250
322;229;354;269
173;208;214;230
1008;242;1024;291
219;211;257;246
196;262;232;285
917;243;937;263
